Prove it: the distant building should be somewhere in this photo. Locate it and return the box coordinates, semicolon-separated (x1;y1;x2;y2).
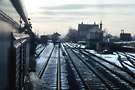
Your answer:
120;30;132;41
51;32;61;44
78;21;103;49
78;21;103;41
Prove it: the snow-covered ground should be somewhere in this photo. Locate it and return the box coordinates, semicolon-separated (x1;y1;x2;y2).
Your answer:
36;44;44;54
128;53;135;56
29;72;50;90
65;42;86;48
65;42;135;72
86;50;135;72
36;43;53;74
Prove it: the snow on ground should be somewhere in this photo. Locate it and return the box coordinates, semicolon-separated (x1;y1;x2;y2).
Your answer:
36;44;44;54
128;53;135;56
29;72;50;90
87;50;135;72
80;45;85;48
86;50;121;66
66;42;135;72
36;43;53;74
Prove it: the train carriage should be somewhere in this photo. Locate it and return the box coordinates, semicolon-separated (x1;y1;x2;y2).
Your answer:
0;0;32;90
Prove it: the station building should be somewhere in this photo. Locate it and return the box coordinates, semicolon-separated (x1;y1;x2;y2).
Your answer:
120;30;132;41
78;21;103;49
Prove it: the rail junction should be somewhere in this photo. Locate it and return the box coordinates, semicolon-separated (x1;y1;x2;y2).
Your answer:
34;42;135;90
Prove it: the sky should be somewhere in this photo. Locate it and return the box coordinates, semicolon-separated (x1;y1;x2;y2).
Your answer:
24;0;135;36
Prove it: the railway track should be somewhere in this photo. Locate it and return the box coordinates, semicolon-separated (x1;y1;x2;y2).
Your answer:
116;52;135;71
56;44;61;90
78;50;132;89
35;42;135;89
38;46;55;78
79;49;135;89
63;43;115;89
76;48;135;80
62;44;91;90
118;52;135;67
127;53;135;59
38;46;60;89
37;44;67;90
61;44;81;90
63;43;135;89
36;45;46;58
36;44;53;74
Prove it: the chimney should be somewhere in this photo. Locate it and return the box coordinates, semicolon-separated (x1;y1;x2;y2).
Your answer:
121;29;124;34
100;21;102;30
81;22;83;24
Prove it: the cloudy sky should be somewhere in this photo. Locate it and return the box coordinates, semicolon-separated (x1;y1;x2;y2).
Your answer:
24;0;135;36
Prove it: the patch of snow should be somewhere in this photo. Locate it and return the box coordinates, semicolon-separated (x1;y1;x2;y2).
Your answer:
29;72;50;90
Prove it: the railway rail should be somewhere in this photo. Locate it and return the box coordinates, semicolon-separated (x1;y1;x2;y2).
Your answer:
63;43;110;89
63;43;135;89
116;52;135;72
81;50;135;89
36;44;64;90
38;46;55;78
62;44;91;90
56;44;61;90
35;45;46;58
35;42;135;90
61;45;81;90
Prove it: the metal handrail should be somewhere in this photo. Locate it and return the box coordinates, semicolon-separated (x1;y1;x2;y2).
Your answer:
10;0;29;25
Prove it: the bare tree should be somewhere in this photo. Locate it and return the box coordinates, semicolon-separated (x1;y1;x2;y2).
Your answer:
65;28;78;42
